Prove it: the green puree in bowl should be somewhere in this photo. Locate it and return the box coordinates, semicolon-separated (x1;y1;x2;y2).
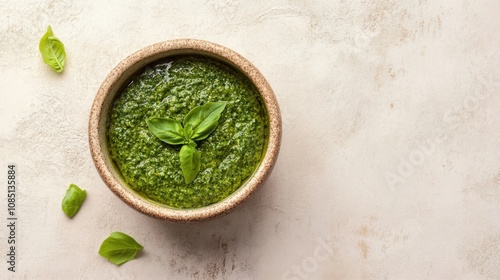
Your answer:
108;56;269;208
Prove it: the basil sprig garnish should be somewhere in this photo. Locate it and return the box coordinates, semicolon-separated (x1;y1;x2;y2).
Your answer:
99;232;143;266
39;25;66;73
146;101;227;184
61;184;86;218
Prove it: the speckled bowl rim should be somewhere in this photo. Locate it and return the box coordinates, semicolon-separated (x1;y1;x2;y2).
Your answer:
89;39;281;222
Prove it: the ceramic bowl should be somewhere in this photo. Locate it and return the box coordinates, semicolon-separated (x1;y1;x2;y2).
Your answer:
88;39;281;222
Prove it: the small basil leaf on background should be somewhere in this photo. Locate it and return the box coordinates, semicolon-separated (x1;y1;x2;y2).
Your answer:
98;232;143;266
39;25;66;73
183;101;227;141
61;184;86;218
146;117;186;145
179;144;201;184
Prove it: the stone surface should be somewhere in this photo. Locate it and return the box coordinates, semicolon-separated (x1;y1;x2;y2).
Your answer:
0;0;499;279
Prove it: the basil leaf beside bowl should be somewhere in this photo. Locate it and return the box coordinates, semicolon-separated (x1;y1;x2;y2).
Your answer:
39;25;66;73
99;232;143;266
61;184;86;218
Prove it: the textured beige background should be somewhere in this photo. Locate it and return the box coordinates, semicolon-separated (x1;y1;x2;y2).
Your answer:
1;0;499;279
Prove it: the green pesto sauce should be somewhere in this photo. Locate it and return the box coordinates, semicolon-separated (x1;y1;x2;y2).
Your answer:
108;56;268;209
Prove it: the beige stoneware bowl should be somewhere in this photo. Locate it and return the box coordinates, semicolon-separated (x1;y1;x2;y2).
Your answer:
88;39;281;222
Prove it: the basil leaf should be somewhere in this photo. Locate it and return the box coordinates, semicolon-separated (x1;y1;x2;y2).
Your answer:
187;140;197;148
98;232;143;266
146;117;186;145
179;144;201;184
39;25;66;73
183;123;194;139
183;101;227;141
61;184;86;218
